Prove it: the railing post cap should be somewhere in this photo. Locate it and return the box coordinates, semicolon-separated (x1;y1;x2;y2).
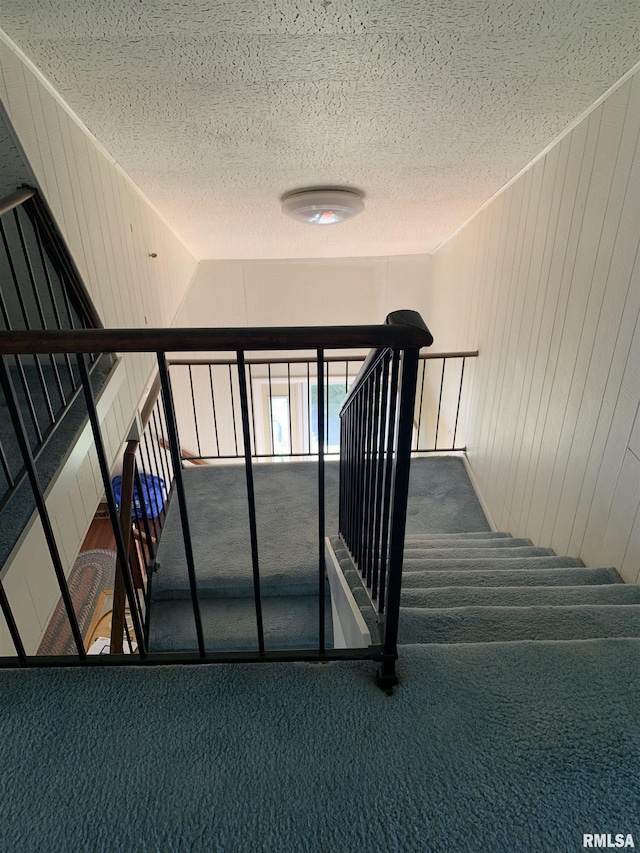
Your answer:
385;310;433;347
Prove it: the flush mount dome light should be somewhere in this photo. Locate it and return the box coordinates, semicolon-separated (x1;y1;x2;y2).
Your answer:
281;188;364;225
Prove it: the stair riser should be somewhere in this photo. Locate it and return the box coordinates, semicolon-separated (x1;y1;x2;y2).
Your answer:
403;556;584;572
401;585;640;608
399;605;640;644
404;547;555;560
401;568;622;587
403;538;531;549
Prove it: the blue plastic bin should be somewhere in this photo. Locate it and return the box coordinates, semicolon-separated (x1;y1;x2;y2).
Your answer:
112;473;166;520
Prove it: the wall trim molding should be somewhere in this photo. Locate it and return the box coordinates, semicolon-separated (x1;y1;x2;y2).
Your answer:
461;453;499;532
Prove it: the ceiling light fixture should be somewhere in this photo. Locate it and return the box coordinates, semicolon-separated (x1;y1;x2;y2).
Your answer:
281;187;364;226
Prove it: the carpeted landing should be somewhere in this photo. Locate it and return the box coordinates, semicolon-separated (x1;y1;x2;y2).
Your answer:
149;456;490;652
0;640;638;851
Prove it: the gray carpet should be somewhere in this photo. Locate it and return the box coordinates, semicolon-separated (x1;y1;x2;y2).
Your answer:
399;604;640;643
149;590;333;652
401;583;640;607
153;456;489;600
0;639;639;851
1;457;640;849
149;456;490;651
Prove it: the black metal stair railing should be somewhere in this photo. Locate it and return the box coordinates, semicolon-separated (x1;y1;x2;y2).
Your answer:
165;349;477;463
0;187;107;517
338;310;434;685
0;319;432;677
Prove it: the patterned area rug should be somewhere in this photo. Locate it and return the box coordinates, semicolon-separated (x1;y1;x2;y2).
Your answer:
37;549;116;656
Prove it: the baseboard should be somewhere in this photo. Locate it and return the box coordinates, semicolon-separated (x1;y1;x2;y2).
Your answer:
324;538;371;649
461;454;499;532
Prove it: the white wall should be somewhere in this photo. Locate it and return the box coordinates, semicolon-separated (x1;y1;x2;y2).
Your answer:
0;37;198;653
428;69;640;581
174;255;430;333
170;255;431;460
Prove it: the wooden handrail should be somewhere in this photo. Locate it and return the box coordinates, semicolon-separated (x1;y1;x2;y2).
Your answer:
157;436;209;465
0;187;36;216
0;323;435;355
140;373;162;429
340;310;433;415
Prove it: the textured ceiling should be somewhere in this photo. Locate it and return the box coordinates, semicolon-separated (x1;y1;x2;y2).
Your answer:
2;1;639;259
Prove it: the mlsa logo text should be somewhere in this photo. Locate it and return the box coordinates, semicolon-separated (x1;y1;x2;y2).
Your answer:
583;836;635;849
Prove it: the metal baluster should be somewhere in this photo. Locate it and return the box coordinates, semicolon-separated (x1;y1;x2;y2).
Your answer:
415;357;426;451
378;350;399;613
14;209;66;409
453;357;466;449
372;353;390;599
325;359;329;454
317;350;326;654
248;363;257;457
156;353;205;657
0;355;86;657
188;365;202;458
306;362;311;454
156;403;175;490
0;581;27;662
208;365;221;457
228;364;239;457
77;353;146;657
0;219;55;425
434;358;446;450
236;351;265;654
134;465;157;568
151;408;170;491
361;373;376;586
140;431;160;531
144;424;163;520
381;346;420;687
0;277;42;440
267;362;274;455
287;362;293;454
31;214;76;390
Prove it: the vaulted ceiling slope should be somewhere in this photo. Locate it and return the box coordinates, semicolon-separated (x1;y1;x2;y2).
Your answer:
2;1;639;259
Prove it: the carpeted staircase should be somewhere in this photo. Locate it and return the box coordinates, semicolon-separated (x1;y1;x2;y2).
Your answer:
332;530;640;647
2;456;640;850
150;457;640;657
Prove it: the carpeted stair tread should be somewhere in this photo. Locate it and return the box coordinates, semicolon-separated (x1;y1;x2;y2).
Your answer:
402;555;584;572
403;546;555;560
401;566;622;587
399;604;640;644
403;536;530;549
404;531;510;540
401;584;640;608
149;592;333;653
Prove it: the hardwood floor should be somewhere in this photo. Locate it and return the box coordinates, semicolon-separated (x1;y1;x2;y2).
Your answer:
81;517;116;552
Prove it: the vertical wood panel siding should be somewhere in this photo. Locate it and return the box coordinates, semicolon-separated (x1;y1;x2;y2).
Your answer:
0;41;198;652
429;71;640;579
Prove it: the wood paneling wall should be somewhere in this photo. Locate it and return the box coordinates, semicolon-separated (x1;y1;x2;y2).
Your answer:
0;38;198;653
429;70;640;581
